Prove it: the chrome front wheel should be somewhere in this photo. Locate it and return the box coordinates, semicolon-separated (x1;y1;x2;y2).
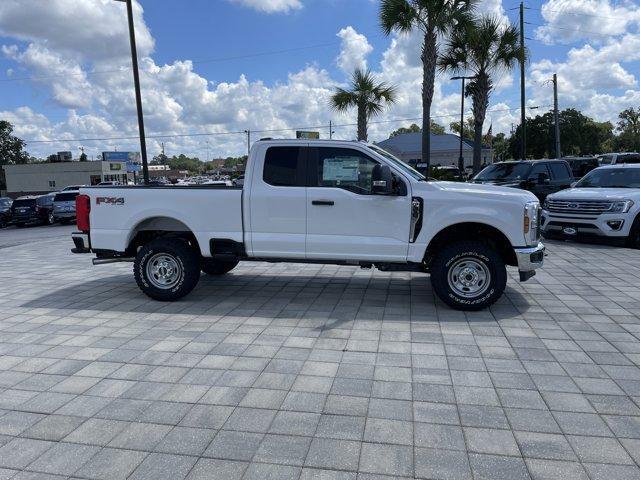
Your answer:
447;257;491;298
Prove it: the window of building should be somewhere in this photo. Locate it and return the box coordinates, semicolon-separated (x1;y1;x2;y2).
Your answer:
48;180;56;188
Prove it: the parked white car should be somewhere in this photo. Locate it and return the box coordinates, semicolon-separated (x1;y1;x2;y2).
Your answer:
71;139;545;310
541;164;640;247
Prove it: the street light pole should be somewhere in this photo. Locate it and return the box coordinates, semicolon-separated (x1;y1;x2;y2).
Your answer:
114;0;149;185
451;75;476;179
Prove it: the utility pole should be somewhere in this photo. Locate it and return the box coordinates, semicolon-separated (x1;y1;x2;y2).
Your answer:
552;73;561;159
114;0;149;184
519;1;526;160
329;121;333;139
452;75;476;178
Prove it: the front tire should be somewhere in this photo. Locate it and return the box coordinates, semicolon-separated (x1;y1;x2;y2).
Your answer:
201;259;239;275
48;212;55;225
627;215;640;249
430;240;507;311
134;238;201;301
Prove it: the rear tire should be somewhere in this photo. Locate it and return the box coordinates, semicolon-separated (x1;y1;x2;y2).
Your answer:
627;215;640;249
430;240;507;311
15;223;25;228
201;259;239;275
134;238;201;301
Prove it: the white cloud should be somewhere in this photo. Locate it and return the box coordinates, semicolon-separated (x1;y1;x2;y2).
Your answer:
536;0;640;44
229;0;302;14
0;0;154;60
336;26;373;74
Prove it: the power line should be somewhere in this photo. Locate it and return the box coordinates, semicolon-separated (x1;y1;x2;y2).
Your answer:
0;39;360;84
23;105;551;145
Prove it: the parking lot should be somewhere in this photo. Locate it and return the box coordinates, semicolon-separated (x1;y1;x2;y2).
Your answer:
0;233;639;480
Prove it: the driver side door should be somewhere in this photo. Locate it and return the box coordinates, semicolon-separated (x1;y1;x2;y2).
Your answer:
305;146;412;262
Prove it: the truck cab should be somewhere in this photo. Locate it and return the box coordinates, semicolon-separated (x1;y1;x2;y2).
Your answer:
72;139;545;310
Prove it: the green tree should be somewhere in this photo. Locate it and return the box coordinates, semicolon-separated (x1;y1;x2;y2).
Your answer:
389;120;445;137
439;15;522;173
449;117;474;140
0;121;29;165
331;68;397;141
152;153;168;165
508;109;613;158
492;132;510;161
380;0;475;169
79;152;88;162
167;154;203;173
614;107;640;152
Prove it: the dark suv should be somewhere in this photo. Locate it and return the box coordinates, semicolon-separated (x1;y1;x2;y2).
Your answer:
472;159;574;201
10;193;56;227
563;156;599;179
0;197;12;228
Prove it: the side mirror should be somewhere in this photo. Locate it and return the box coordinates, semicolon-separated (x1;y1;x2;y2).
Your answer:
538;172;550;185
372;164;393;195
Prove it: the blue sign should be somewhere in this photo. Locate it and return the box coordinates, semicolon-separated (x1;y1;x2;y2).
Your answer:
103;152;141;173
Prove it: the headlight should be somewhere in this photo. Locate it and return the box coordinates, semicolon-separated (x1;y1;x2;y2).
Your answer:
524;201;541;245
609;200;634;213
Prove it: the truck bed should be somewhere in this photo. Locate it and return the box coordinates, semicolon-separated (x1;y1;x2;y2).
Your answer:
81;185;243;256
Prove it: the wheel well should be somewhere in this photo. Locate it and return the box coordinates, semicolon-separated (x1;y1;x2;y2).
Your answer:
126;217;200;255
424;222;517;267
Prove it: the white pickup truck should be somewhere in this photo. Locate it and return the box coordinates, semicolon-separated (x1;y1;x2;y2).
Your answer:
71;139;544;310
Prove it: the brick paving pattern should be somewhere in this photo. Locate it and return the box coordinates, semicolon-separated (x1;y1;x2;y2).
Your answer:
0;235;639;479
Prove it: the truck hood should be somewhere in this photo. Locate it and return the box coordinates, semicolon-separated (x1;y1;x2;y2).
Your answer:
548;187;640;201
426;181;538;203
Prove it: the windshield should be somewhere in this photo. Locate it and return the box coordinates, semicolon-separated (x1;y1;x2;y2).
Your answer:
599;154;614;165
367;145;426;181
474;163;531;181
575;168;640;188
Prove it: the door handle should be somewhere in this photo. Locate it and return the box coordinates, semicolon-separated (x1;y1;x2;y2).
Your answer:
312;200;334;206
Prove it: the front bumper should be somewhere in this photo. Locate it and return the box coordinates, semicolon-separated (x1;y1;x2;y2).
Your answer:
71;231;91;254
514;242;545;281
541;210;632;238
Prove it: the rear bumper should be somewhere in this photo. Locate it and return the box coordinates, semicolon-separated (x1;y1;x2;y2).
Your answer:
514;242;545;281
71;232;91;254
54;212;76;219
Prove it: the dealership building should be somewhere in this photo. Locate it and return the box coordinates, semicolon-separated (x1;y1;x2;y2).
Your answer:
2;160;128;197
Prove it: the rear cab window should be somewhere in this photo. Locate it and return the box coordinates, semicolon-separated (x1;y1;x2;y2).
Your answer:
263;147;307;187
54;192;80;202
13;199;36;208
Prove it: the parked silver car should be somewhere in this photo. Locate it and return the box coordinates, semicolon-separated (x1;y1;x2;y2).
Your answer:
52;190;80;224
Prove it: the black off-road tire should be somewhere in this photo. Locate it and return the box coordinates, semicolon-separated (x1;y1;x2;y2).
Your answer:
627;214;640;249
430;240;507;311
201;259;239;275
134;238;201;301
15;223;25;228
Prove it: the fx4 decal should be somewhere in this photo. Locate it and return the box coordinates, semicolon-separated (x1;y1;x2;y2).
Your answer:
96;197;125;206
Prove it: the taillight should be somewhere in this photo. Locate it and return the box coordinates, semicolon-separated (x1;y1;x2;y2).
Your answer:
76;194;90;232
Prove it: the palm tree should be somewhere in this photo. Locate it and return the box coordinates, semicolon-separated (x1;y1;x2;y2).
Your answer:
380;0;476;170
331;68;397;142
439;15;522;173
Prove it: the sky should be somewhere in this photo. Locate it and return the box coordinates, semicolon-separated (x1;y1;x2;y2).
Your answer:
1;0;639;160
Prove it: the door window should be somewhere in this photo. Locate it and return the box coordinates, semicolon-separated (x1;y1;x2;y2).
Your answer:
314;148;379;195
549;162;571;180
528;163;550;180
263;147;306;186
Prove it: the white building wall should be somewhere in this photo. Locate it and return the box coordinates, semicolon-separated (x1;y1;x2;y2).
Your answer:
3;161;127;195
